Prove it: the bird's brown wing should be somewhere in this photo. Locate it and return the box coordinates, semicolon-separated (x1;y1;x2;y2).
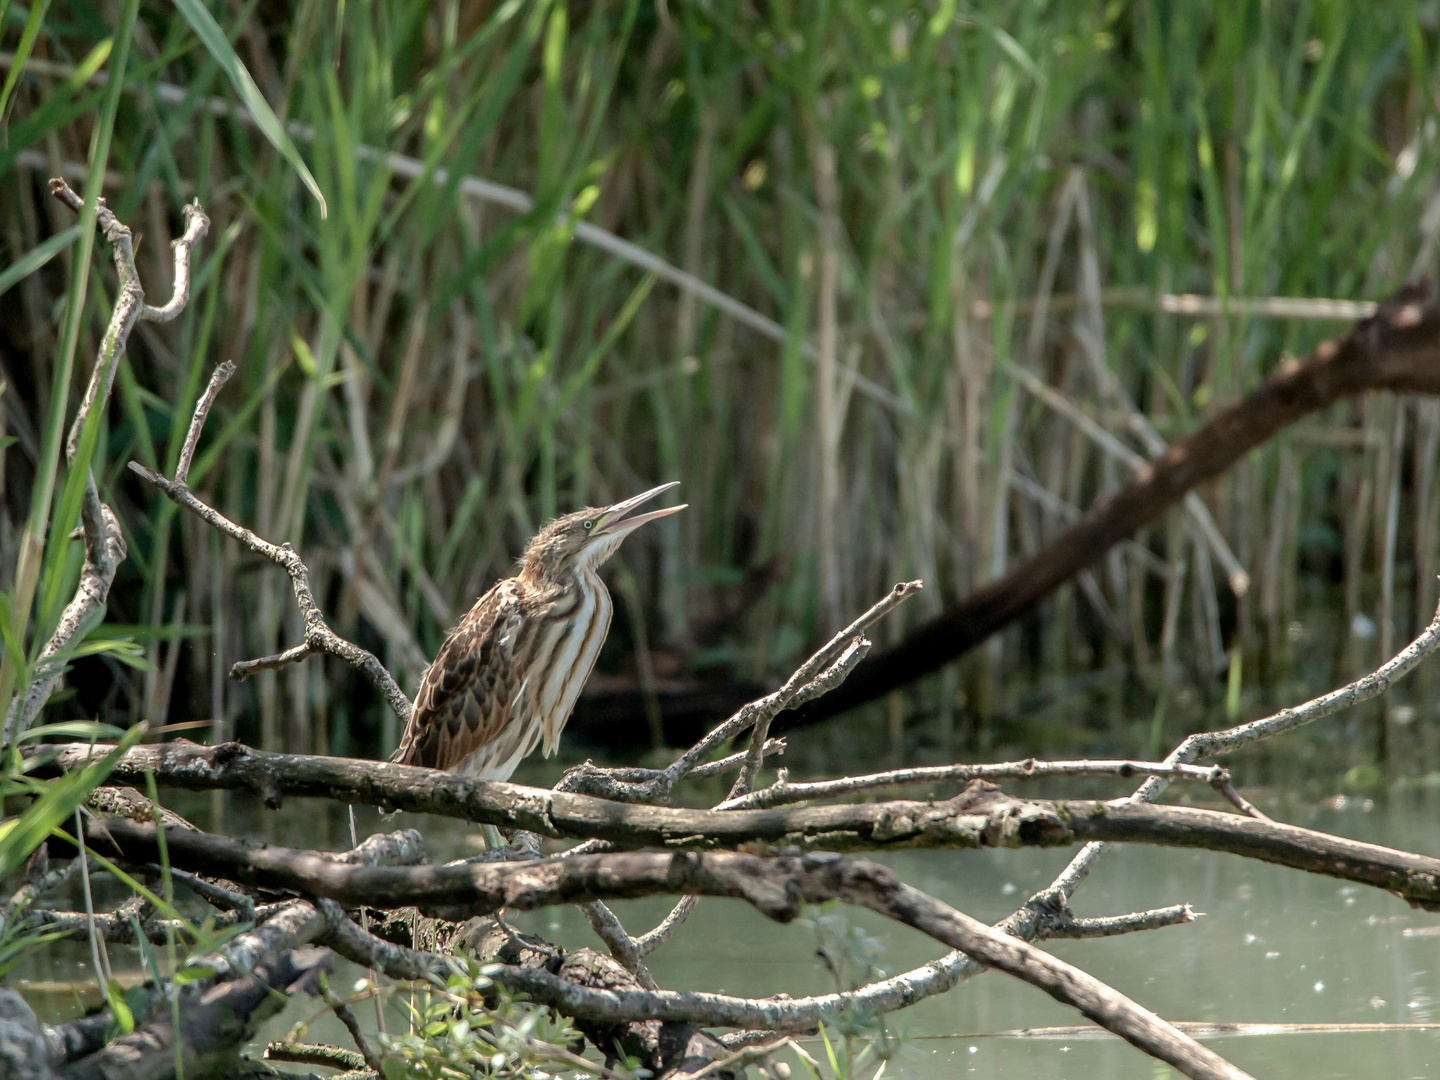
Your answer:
392;581;528;772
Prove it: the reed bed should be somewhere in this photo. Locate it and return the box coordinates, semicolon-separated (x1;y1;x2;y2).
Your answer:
1;1;1437;773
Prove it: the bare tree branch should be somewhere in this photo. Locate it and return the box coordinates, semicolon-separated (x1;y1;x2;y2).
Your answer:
716;758;1238;811
555;583;916;956
50;748;1440;909
1037;593;1440;909
644;581;919;803
786;287;1440;727
559;739;786;801
310;855;1254;1080
3;182;208;744
1036;903;1198;940
128;392;412;720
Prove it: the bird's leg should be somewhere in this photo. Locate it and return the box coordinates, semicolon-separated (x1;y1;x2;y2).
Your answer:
481;824;505;850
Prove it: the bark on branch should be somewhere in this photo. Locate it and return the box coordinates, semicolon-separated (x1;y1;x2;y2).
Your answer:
298;855;1251;1080
46;746;1440;908
2;181;208;744
126;360;412;722
786;285;1440;726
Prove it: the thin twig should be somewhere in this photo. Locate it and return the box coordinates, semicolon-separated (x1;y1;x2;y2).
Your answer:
2;181;205;743
129;412;412;720
717;758;1233;811
1037;595;1440;907
556;739;786;799
660;581;920;802
175;360;234;485
229;643;315;680
729;637;869;800
1036;903;1198;941
634;896;696;957
580;901;657;989
162;866;255;921
571;585;914;954
320;982;384;1075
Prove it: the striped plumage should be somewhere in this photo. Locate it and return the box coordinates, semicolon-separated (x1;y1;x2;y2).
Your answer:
392;483;684;781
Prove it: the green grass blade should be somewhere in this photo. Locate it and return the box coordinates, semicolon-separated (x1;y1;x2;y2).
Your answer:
0;225;78;300
0;0;53;125
0;0;138;718
171;0;328;218
0;725;142;880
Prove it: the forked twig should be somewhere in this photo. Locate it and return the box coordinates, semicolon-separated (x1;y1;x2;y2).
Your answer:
717;758;1237;811
3;181;208;744
128;362;412;722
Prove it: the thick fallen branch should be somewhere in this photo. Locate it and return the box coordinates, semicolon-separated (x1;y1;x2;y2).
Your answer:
81;795;1440;912
786;286;1440;726
308;855;1250;1080
49;748;1440;907
37;901;327;1075
64;947;330;1080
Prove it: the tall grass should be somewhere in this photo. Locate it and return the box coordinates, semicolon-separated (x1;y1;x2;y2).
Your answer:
1;1;1437;772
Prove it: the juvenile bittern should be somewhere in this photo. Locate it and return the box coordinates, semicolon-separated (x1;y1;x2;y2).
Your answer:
392;483;685;782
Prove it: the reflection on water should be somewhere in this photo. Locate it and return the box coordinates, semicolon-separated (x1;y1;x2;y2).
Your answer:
13;782;1440;1078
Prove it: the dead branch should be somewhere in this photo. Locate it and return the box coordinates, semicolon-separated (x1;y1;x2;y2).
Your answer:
2;181;207;744
312;856;1251;1080
64;948;331;1080
855;592;1440;1016
578;588;906;968
40;900;326;1073
84;785;200;830
716;757;1238;811
565;581;918;804
264;1042;367;1072
326;893;1180;1041
48;748;1440;908
1040;592;1440;908
558;738;786;801
787;286;1440;727
82;794;1440;912
128;363;412;722
366;906;738;1078
1036;903;1198;940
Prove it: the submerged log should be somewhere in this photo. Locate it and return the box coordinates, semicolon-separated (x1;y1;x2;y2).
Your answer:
772;288;1440;726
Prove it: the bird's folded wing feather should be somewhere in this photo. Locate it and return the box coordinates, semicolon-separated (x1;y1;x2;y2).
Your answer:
393;582;527;772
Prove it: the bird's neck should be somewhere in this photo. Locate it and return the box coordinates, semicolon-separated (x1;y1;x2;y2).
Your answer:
528;565;606;596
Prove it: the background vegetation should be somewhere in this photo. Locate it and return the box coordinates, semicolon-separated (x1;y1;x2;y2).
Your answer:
3;0;1439;777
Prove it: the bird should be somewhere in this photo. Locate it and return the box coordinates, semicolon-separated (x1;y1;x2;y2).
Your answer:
391;482;685;785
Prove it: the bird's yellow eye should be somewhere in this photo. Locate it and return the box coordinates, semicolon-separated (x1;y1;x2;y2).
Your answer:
583;520;594;531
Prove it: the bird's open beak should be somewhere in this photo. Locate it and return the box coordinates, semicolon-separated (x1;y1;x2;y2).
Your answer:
595;481;685;538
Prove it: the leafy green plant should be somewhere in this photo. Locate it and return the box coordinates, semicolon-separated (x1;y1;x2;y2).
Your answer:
361;958;615;1079
795;902;903;1080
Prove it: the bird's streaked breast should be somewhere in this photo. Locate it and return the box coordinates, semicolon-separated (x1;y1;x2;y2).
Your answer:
535;573;611;756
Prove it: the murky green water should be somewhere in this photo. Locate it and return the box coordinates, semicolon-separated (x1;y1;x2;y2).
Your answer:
15;780;1440;1078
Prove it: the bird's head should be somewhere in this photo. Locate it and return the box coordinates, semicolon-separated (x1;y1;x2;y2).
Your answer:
523;482;685;581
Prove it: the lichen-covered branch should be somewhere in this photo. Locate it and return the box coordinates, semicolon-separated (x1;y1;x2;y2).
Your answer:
716;757;1238;811
83;785;1440;911
128;382;412;720
307;855;1250;1080
1040;593;1440;909
2;181;208;744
